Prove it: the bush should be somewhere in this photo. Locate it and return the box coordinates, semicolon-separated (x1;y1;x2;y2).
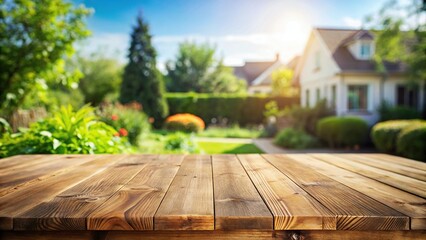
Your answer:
166;93;298;126
98;102;150;145
378;102;421;121
397;122;426;161
165;113;205;133
288;100;333;135
371;120;421;153
0;105;124;157
164;132;199;153
198;125;262;138
274;128;318;149
317;116;369;148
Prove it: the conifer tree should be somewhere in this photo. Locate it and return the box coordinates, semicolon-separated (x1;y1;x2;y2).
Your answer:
120;14;168;126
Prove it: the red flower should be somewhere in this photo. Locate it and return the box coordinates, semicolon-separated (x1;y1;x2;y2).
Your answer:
119;128;128;137
111;115;119;121
148;117;155;123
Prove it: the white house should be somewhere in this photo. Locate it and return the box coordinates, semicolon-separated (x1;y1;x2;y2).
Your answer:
294;28;425;125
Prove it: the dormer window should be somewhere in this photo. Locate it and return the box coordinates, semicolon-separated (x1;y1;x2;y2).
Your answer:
360;42;372;59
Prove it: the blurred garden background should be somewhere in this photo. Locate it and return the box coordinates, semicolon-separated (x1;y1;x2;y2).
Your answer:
0;0;425;161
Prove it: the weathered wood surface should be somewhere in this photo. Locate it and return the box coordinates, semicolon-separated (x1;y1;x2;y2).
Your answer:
0;153;425;236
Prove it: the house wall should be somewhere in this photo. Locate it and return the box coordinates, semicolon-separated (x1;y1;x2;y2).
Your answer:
300;31;340;108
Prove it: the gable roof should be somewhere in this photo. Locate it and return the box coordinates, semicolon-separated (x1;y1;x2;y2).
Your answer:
233;59;278;85
315;28;407;73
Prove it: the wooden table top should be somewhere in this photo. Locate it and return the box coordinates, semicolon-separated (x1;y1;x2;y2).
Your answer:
0;154;425;232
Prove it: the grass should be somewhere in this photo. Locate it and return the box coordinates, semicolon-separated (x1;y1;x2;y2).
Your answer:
198;141;263;154
197;126;262;138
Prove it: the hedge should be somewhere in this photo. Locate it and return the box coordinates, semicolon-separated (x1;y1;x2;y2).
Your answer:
371;120;421;153
274;128;318;149
316;116;369;148
396;122;426;162
165;93;299;126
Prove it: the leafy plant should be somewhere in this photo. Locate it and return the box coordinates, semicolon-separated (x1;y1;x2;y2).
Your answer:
164;132;199;153
274;128;319;149
397;122;426;161
0;105;124;157
288;100;333;135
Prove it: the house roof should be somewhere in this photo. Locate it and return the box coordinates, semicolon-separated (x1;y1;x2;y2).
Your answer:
315;28;407;73
232;58;279;85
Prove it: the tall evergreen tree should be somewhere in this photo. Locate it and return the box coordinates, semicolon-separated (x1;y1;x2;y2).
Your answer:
120;14;168;126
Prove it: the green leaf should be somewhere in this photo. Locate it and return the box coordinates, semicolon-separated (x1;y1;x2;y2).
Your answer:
40;131;52;138
53;139;62;150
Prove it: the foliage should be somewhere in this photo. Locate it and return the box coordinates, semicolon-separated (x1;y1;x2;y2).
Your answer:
76;53;123;106
288;100;333;135
271;68;298;97
166;42;246;93
0;105;124;157
378;101;422;121
274;128;319;149
263;101;285;119
371;119;421;153
197;125;262;138
0;0;91;116
166;92;299;126
316;116;369;148
198;141;263;154
97;102;150;146
396;122;426;161
44;89;85;110
119;14;168;127
164;132;199;153
165;113;205;133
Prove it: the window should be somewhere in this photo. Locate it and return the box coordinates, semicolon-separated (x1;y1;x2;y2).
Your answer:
360;43;371;59
348;85;368;111
315;51;320;70
396;85;418;108
306;89;310;107
316;88;320;101
331;85;337;109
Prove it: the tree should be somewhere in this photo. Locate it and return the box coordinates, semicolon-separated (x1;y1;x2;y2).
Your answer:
271;68;298;97
0;0;91;116
119;14;168;126
78;53;122;106
166;41;246;93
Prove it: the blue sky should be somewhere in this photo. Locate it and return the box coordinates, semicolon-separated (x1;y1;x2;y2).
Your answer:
74;0;394;68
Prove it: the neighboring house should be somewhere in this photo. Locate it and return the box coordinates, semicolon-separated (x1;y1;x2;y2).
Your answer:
233;54;283;94
294;28;424;125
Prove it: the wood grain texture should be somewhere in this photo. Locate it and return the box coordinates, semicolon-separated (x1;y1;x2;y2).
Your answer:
366;153;426;171
87;155;184;230
264;154;409;230
0;155;95;197
341;154;426;181
312;154;426;198
0;155;120;230
212;155;272;230
237;154;335;230
154;154;214;230
288;154;426;230
13;155;154;231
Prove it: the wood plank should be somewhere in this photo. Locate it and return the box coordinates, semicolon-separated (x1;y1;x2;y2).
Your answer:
0;231;95;240
341;154;426;181
0;155;122;230
287;154;426;230
154;155;214;230
237;154;336;230
366;153;426;171
0;155;95;197
212;155;272;230
312;154;426;198
13;155;154;231
263;154;409;230
0;155;48;170
87;155;185;230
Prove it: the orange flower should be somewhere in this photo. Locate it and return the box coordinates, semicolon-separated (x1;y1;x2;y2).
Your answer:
119;128;128;137
165;113;205;130
111;114;119;121
148;117;155;123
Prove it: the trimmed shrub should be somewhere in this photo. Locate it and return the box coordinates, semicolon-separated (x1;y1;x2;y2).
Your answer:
378;102;421;121
288;100;333;135
165;93;298;126
371;120;421;153
165;113;205;133
317;116;369;148
397;122;426;161
274;128;318;149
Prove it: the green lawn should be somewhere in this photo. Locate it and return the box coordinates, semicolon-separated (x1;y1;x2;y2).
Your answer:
198;141;263;154
197;126;262;138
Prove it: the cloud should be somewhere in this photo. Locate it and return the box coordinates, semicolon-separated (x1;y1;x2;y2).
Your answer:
76;33;129;64
342;17;362;28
